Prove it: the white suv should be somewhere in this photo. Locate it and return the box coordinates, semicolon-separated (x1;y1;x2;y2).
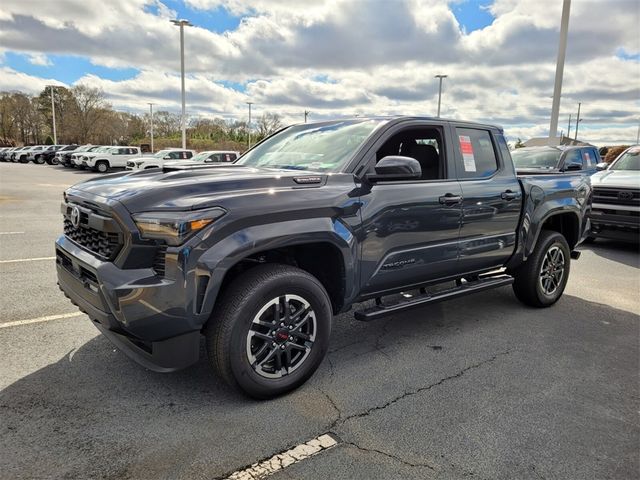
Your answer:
82;146;142;172
126;149;195;170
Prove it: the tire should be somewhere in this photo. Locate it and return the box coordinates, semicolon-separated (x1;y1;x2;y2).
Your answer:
512;230;571;308
206;264;332;399
35;155;45;164
95;161;109;173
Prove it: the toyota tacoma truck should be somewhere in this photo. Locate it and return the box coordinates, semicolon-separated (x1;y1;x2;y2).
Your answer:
56;117;591;398
588;145;639;243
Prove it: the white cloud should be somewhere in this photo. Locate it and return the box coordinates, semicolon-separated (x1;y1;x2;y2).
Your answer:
27;52;52;66
0;0;638;143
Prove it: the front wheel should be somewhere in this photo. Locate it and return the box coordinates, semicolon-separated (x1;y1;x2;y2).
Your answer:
206;264;332;399
512;230;571;308
95;161;109;173
35;155;45;164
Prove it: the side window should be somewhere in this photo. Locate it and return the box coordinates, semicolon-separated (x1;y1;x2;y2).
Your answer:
228;153;237;162
564;150;583;167
118;148;128;155
454;128;498;179
374;127;445;181
184;151;193;159
169;152;180;159
582;148;596;166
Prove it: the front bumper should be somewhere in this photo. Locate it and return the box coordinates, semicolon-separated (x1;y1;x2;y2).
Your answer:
589;205;640;243
55;235;201;371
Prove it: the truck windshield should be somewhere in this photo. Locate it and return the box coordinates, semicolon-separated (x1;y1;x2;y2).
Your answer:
611;147;640;171
237;119;386;172
511;149;561;169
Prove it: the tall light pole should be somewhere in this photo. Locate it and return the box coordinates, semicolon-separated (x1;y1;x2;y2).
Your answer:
574;102;582;140
567;113;572;139
47;85;57;144
549;0;571;143
435;74;447;117
246;101;254;148
171;19;193;149
304;110;310;123
148;103;155;153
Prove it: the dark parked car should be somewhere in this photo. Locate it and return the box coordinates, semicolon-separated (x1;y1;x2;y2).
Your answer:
56;117;591;398
41;145;77;165
512;145;601;175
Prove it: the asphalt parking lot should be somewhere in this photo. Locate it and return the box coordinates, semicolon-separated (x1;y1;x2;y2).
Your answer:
1;162;638;480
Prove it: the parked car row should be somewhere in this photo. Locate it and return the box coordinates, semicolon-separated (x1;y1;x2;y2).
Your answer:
0;144;241;173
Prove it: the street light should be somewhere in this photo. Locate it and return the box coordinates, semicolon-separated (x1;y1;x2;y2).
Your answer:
434;74;447;117
304;110;310;123
246;101;254;148
148;103;155;153
171;19;193;149
574;102;582;140
46;85;58;144
549;0;571;143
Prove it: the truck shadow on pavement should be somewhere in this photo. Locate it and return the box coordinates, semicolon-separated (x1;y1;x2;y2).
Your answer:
1;289;638;480
580;240;640;269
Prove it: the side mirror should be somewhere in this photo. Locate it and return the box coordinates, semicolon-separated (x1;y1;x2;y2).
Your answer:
366;156;421;182
596;162;608;171
564;162;582;171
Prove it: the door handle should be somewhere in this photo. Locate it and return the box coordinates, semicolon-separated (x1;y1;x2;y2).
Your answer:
501;190;518;201
439;193;463;205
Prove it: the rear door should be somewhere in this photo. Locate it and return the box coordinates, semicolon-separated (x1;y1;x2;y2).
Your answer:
451;125;522;274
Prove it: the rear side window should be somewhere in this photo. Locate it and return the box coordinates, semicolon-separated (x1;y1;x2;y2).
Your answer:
455;128;499;179
582;148;597;166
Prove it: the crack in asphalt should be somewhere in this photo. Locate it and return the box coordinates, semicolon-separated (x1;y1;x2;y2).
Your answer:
329;349;512;430
219;349;512;479
344;441;436;471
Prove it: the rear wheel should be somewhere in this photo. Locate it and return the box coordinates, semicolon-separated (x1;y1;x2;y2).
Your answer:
95;161;109;173
206;264;332;399
512;230;570;307
35;155;45;164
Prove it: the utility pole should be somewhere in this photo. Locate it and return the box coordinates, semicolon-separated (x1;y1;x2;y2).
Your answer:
636;122;639;144
549;0;571;143
246;101;254;148
567;113;572;139
304;110;310;123
148;103;155;153
574;102;581;140
435;74;447;117
48;85;57;144
171;19;193;149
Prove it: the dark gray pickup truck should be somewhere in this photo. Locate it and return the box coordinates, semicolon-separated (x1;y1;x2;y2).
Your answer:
56;117;592;398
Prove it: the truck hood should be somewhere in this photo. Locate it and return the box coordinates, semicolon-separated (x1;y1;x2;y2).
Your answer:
68;165;327;213
591;170;640;189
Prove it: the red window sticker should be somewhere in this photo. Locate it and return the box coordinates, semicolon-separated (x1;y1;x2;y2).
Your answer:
459;135;476;172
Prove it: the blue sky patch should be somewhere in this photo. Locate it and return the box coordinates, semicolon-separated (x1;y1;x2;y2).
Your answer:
161;0;243;33
2;52;139;85
452;0;495;33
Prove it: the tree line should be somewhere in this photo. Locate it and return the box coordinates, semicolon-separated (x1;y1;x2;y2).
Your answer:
0;86;284;151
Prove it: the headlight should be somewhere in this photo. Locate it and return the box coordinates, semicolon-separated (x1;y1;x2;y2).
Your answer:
133;208;226;246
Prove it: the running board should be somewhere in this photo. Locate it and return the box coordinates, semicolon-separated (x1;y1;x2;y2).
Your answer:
354;275;514;322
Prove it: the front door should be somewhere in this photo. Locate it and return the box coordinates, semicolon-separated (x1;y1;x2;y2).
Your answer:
357;124;462;296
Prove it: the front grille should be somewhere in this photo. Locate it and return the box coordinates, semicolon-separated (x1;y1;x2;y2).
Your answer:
593;187;640;207
64;219;121;259
152;244;168;276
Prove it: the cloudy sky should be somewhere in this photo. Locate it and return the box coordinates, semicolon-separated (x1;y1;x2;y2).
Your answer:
0;0;638;144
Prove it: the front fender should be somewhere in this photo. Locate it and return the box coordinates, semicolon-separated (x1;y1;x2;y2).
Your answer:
195;217;358;318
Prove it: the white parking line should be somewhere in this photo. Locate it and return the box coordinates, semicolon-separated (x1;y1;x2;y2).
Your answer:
0;312;82;329
0;256;55;264
0;231;25;235
226;434;338;480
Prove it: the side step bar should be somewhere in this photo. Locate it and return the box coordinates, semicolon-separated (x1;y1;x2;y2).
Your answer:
354;274;514;322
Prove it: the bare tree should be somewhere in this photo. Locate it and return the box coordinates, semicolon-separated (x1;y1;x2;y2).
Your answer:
256;112;283;140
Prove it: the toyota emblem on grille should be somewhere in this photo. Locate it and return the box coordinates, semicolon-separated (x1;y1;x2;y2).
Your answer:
70;206;81;227
618;191;633;200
